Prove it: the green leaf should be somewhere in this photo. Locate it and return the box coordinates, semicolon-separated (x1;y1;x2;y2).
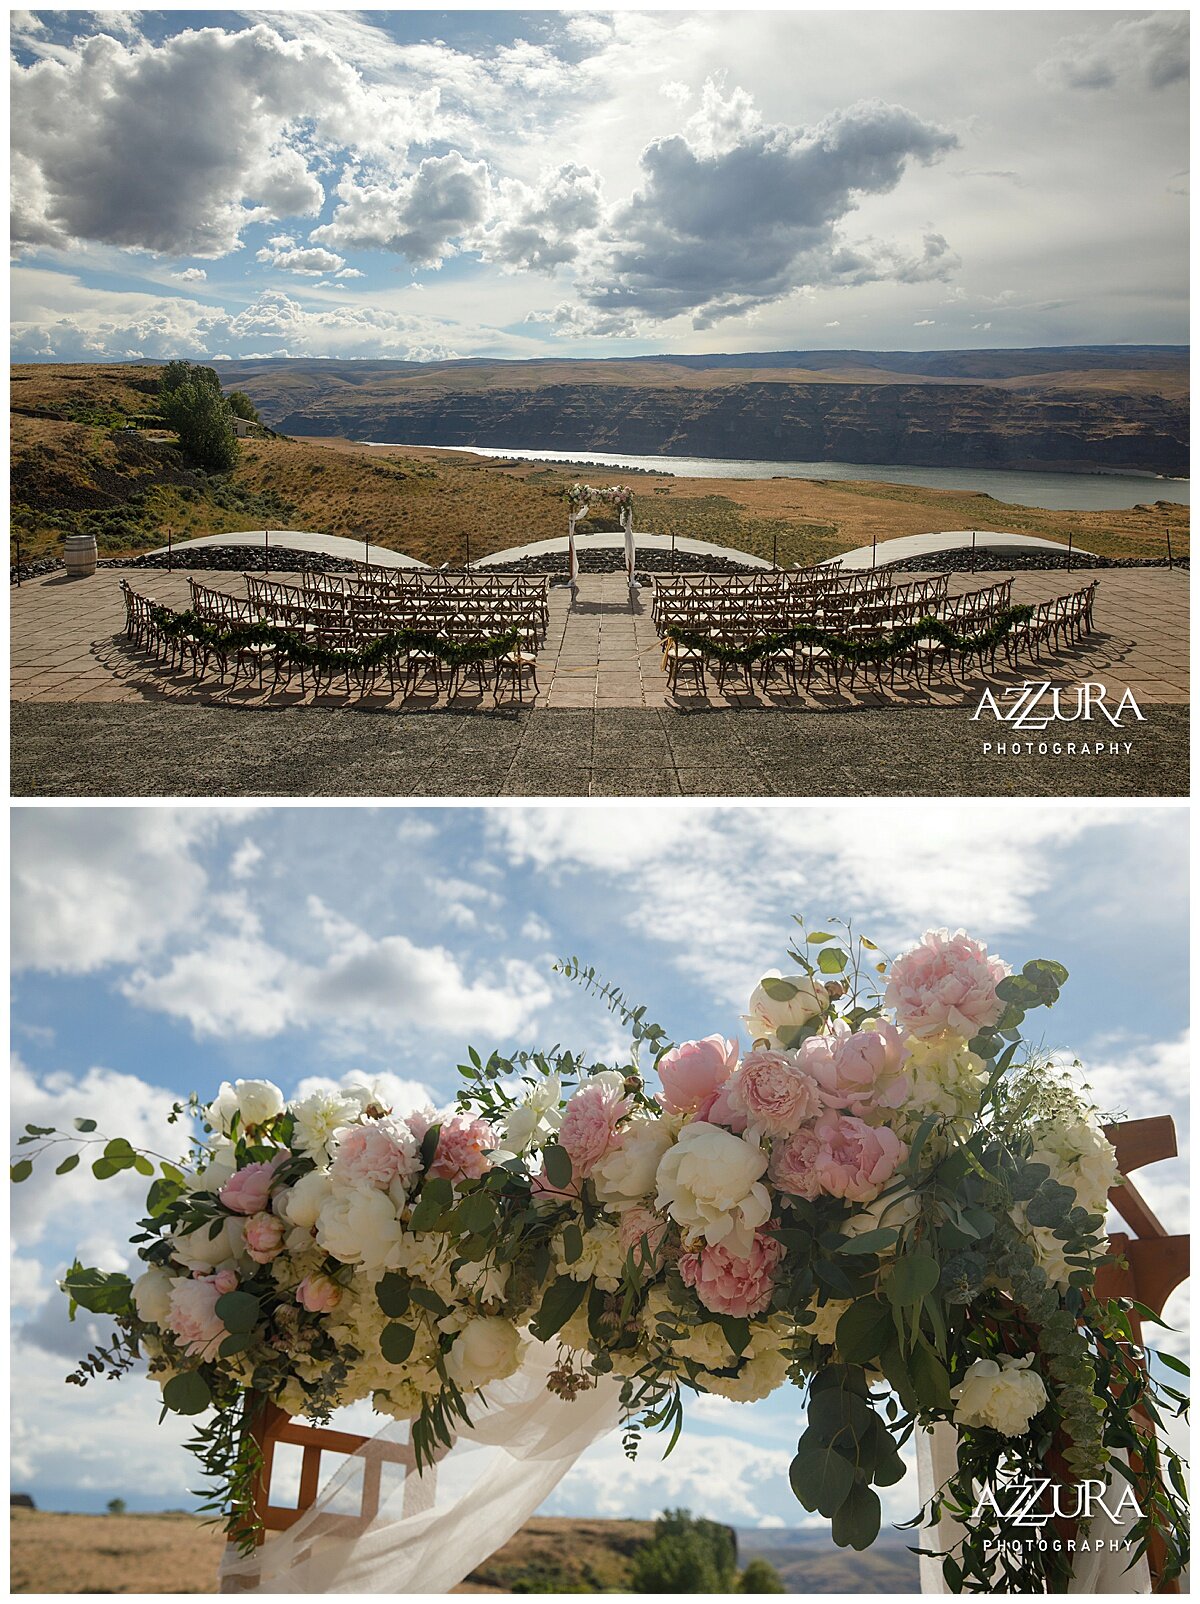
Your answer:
54;1154;80;1176
760;977;800;1001
716;1315;751;1358
133;1155;155;1177
162;1370;212;1416
775;1020;823;1050
409;1176;454;1232
146;1175;185;1217
1156;1350;1191;1377
562;1223;583;1265
887;1251;940;1306
831;1481;881;1551
24;1124;55;1137
61;1265;133;1317
10;1160;33;1183
790;1440;855;1517
91;1156;120;1180
910;1345;952;1410
420;1121;442;1171
218;1333;254;1358
214;1291;261;1334
835;1298;894;1364
376;1273;411;1319
409;1285;448;1315
73;1118;97;1133
806;933;835;945
543;1143;573;1190
455;1191;497;1236
529;1275;588;1342
381;1322;416;1364
817;947;849;975
837;1228;898;1257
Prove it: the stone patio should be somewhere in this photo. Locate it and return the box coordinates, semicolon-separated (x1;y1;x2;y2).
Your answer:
9;566;1190;713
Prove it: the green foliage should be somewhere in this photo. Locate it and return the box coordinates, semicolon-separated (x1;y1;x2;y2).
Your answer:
160;379;239;473
105;1498;127;1515
160;360;222;396
629;1509;738;1593
737;1558;786;1593
225;390;260;422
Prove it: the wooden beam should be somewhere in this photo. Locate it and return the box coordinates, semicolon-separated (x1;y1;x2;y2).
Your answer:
1103;1116;1177;1175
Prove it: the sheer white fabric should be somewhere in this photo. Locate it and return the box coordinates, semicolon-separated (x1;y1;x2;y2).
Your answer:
218;1348;621;1595
915;1425;1151;1594
622;510;635;584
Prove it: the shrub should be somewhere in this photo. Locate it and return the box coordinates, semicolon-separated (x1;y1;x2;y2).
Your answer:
160;382;239;474
629;1510;738;1593
226;391;260;422
738;1558;786;1593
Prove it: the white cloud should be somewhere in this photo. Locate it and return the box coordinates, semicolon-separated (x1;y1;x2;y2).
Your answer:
1040;13;1189;93
230;839;263;880
522;913;552;943
11;809;214;973
169;266;207;282
256;241;347;276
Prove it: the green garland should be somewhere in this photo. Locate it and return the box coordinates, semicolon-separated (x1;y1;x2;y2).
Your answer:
666;605;1034;670
146;604;522;675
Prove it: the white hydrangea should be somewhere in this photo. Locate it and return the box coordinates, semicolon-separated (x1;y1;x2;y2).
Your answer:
553;1221;626;1292
807;1297;853;1347
902;1039;989;1122
1028;1115;1119;1217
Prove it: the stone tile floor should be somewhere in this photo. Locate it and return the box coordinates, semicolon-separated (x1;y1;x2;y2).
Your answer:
10;567;1190;712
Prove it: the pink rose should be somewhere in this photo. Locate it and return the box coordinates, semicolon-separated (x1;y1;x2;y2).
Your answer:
166;1273;229;1360
212;1268;239;1295
559;1073;631;1178
802;1021;909;1115
243;1212;285;1264
769;1126;823;1199
658;1036;738;1115
331;1120;419;1193
679;1231;784;1319
219;1157;282;1216
724;1049;823;1136
809;1110;908;1202
296;1273;343;1314
426;1114;497;1183
618;1204;671;1262
885;929;1009;1041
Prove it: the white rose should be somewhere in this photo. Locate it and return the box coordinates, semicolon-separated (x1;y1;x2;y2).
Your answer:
499;1075;563;1156
132;1265;175;1326
654;1123;770;1259
291;1091;359;1162
446;1316;525;1390
592;1116;677;1208
170;1216;246;1273
234;1079;286;1128
843;1186;921;1245
950;1353;1048;1436
743;972;829;1047
281;1169;333;1231
315;1186;401;1271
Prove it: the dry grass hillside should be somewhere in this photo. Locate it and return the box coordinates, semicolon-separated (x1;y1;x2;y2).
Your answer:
10;363;1188;566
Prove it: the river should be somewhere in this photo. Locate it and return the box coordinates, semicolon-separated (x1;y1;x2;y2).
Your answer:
383;443;1190;513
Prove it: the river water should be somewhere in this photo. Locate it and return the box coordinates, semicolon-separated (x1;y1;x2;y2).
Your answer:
388;443;1190;513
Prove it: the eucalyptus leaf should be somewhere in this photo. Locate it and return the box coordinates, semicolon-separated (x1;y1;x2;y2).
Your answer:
163;1370;213;1416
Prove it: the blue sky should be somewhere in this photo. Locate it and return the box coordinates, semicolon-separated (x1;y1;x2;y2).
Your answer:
10;9;1189;362
10;802;1190;1531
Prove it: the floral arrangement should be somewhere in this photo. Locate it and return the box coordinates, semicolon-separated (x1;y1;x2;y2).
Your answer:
12;920;1188;1593
566;483;634;516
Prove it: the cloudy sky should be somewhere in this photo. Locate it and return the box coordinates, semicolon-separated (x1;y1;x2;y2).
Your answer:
10;802;1189;1536
9;8;1189;363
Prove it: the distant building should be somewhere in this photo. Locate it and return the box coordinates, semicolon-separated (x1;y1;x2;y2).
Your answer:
233;417;254;438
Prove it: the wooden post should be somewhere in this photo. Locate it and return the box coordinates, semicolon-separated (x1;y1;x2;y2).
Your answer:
1165;519;1173;570
264;529;269;577
167;525;173;574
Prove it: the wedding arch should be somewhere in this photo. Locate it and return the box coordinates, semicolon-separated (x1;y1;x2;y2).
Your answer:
565;484;635;585
15;919;1189;1595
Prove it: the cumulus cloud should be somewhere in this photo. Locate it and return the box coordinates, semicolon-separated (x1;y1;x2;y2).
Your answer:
1040;12;1189;93
565;83;958;330
169;266;206;282
478;164;604;274
256;235;347;276
314;153;492;270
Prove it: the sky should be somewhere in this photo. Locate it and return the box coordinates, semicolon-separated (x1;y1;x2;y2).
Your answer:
9;801;1190;1535
9;8;1190;364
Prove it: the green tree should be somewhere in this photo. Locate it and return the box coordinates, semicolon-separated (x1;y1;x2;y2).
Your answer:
738;1558;785;1592
225;390;260;422
106;1498;127;1515
160;380;239;473
159;359;221;396
629;1509;738;1593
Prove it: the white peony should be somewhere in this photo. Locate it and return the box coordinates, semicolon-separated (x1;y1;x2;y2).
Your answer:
950;1353;1048;1436
315;1186;401;1271
281;1169;333;1232
170;1216;245;1273
743;972;829;1047
842;1185;922;1245
446;1316;525;1390
499;1075;563;1156
654;1123;770;1259
291;1090;360;1163
194;1136;238;1194
592;1115;677;1208
207;1079;285;1133
132;1265;175;1326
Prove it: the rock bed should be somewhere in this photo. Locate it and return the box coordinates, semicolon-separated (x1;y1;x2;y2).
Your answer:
877;549;1188;575
497;547;765;582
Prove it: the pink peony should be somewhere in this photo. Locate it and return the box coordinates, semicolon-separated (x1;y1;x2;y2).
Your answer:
427;1114;498;1183
166;1273;230;1360
768;1126;824;1199
885;929;1009;1041
679;1231;784;1319
296;1273;343;1314
331;1120;419;1192
809;1110;907;1202
695;1080;748;1133
802;1021;910;1115
658;1036;739;1115
243;1212;285;1264
404;1108;436;1146
724;1049;824;1136
219;1157;282;1216
559;1074;631;1178
619;1204;671;1262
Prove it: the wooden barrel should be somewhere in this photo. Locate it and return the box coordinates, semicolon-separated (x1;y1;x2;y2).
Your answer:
63;533;98;577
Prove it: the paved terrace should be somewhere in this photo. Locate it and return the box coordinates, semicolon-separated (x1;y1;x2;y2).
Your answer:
10;566;1190;713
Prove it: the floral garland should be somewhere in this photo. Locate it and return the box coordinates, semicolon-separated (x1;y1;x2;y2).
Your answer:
13;922;1189;1593
566;483;634;514
146;604;522;674
666;607;1034;670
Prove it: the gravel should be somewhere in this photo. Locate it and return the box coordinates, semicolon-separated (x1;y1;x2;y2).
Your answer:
877;549;1188;575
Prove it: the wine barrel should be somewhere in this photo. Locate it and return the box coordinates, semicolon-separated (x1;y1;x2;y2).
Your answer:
63;533;98;578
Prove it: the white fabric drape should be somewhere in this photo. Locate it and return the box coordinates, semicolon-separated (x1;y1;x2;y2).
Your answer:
915;1426;1152;1594
567;506;582;583
622;510;635;584
219;1348;622;1595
